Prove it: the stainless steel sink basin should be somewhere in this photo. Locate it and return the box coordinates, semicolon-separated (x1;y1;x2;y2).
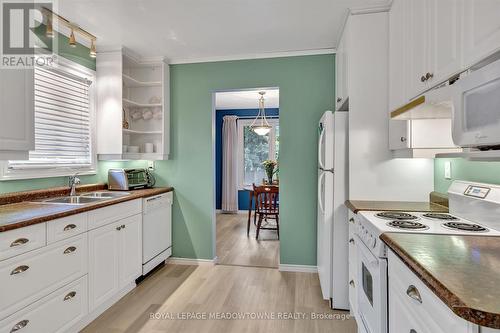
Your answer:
42;196;107;205
79;191;131;198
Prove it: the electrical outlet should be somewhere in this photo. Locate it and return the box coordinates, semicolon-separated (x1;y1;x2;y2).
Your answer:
148;160;155;170
444;161;451;180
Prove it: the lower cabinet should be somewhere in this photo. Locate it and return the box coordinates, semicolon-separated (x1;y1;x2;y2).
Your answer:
0;276;88;333
388;250;477;333
88;214;142;311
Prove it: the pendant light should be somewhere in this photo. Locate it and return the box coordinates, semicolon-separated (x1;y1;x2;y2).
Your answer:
45;17;54;38
69;28;77;47
89;39;97;58
251;91;272;136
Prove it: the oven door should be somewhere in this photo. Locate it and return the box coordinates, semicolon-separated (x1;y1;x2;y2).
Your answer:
355;235;387;333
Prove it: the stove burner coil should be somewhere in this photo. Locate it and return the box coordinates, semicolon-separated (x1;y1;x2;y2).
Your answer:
376;212;419;221
422;213;459;221
442;222;488;232
387;220;429;230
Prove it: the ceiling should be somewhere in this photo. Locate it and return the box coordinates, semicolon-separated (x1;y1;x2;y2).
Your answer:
58;0;390;63
216;89;279;110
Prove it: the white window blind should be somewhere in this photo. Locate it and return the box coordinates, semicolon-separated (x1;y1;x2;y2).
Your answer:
9;65;93;170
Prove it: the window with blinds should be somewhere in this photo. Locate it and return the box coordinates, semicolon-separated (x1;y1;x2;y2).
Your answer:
9;64;94;170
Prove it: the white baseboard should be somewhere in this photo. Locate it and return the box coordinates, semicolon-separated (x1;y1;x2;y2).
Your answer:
167;257;216;266
216;210;248;214
279;264;318;273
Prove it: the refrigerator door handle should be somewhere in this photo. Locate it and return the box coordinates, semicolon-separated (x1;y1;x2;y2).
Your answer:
318;172;326;215
318;127;326;170
319;167;334;173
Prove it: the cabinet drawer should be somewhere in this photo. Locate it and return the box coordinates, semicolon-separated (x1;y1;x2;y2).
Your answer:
388;250;474;333
88;199;142;230
47;213;87;244
0;224;46;261
0;275;88;333
0;234;87;320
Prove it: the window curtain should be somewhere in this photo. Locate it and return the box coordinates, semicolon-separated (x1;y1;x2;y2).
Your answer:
222;116;239;213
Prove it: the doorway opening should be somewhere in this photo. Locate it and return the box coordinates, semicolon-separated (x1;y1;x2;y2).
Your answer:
213;88;280;268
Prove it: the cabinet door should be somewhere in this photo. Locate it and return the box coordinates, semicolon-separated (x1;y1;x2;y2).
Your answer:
0;69;34;154
118;214;142;288
335;36;345;110
389;0;408;111
389;120;411;150
407;0;429;98
88;221;120;311
463;0;500;67
428;0;462;85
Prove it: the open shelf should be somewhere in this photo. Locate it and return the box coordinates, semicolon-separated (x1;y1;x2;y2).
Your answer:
123;74;162;88
122;98;162;108
123;129;162;135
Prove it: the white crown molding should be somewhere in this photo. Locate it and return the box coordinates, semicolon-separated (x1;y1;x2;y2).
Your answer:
279;264;318;273
169;48;336;65
335;0;393;49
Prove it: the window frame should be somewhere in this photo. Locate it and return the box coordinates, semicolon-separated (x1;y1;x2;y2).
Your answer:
237;118;279;189
0;57;97;181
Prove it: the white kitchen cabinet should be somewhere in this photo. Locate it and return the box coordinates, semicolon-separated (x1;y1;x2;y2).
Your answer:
0;276;88;333
97;48;170;160
0;69;34;160
88;214;142;311
88;220;120;311
335;20;349;111
389;0;408;112
406;0;462;99
428;0;462;85
388;250;478;333
389;118;460;157
462;0;500;67
347;210;358;317
407;0;429;98
118;214;142;289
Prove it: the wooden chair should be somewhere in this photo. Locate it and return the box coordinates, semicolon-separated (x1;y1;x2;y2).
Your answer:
252;184;279;240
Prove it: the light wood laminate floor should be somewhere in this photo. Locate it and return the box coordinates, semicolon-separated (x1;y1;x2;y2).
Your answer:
216;212;279;268
81;264;357;333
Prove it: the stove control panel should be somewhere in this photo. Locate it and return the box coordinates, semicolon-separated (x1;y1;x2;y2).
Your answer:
464;185;490;199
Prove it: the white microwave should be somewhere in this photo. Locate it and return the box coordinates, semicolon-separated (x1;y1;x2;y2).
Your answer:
452;58;500;149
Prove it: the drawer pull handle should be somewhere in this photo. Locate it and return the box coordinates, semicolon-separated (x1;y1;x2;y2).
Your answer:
64;291;76;301
10;320;29;332
410;330;417;333
349;280;355;287
349;238;355;244
10;265;29;275
121;224;126;229
116;226;122;231
406;285;422;303
10;238;29;247
63;224;77;231
349;218;355;224
63;246;77;254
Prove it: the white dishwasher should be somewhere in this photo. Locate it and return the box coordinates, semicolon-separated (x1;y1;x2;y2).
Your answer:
142;192;173;275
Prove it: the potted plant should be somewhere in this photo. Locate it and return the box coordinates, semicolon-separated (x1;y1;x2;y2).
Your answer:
262;160;278;185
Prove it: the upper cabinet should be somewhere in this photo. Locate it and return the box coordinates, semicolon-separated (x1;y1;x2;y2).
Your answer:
97;49;170;160
406;0;462;99
390;0;500;110
462;0;500;67
335;20;350;111
0;69;34;160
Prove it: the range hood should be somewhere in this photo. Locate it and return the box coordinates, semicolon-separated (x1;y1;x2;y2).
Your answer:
391;84;453;120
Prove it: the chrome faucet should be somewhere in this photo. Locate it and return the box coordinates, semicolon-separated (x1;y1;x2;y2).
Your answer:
69;174;81;196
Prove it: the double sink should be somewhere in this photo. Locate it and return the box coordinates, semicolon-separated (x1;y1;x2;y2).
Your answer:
39;191;131;205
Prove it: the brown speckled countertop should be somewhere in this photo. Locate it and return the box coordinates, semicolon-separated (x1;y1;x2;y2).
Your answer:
345;200;448;214
381;233;500;329
0;186;173;233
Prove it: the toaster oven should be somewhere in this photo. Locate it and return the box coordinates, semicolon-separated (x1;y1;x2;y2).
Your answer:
108;168;155;190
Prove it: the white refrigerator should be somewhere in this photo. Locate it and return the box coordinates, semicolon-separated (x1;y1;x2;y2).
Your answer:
317;110;349;310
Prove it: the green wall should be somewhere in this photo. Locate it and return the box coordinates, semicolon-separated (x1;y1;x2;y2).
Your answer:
434;159;500;193
153;55;335;265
